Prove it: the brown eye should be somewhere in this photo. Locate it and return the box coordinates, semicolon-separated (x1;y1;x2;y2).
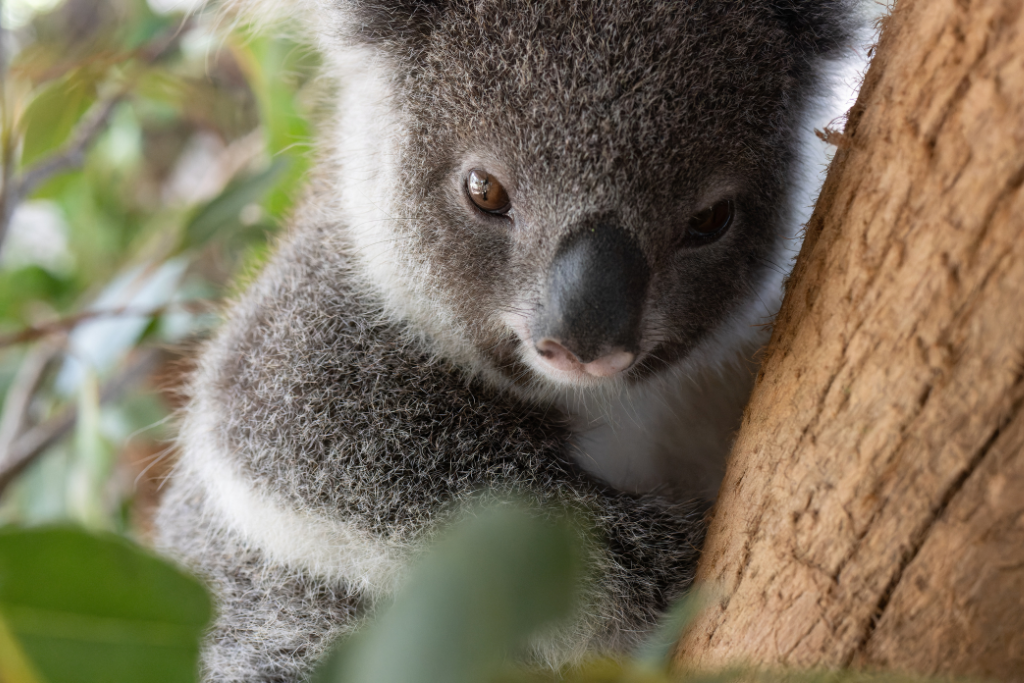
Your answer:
689;199;734;238
466;169;510;214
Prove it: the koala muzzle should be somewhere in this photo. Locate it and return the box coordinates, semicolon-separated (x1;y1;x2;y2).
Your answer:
534;224;649;377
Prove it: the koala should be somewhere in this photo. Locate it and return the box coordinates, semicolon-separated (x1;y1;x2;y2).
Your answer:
156;1;859;681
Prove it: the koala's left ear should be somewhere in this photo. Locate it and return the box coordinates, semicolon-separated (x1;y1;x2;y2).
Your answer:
772;0;860;57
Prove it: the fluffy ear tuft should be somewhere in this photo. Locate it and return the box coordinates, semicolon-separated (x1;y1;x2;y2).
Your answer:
772;0;862;57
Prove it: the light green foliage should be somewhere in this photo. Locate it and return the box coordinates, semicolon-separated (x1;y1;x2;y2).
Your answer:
316;503;585;683
0;0;318;532
19;67;99;167
313;504;941;683
0;526;211;683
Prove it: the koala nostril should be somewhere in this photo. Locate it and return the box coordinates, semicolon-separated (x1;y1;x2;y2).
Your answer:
536;338;580;370
582;350;635;378
535;338;635;377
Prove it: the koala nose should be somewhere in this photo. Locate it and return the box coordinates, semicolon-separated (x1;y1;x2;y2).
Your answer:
534;223;649;375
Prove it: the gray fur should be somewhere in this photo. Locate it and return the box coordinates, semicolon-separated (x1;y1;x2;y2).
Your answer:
156;2;859;681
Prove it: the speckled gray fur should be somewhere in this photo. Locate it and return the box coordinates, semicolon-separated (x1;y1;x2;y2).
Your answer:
156;2;858;681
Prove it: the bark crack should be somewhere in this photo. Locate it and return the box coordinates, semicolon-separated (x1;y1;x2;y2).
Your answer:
844;387;1024;664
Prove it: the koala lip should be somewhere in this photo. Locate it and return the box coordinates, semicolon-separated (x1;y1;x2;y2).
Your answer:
531;222;649;377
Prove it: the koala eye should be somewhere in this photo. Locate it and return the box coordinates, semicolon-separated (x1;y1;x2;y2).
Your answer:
466;169;511;214
688;199;734;238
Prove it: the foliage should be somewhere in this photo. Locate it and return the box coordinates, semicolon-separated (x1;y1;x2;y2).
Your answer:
0;0;317;535
0;526;211;683
0;0;314;675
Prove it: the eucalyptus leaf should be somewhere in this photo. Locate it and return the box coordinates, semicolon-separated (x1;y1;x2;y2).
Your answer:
229;34;314;218
0;526;211;683
184;159;290;249
0;613;46;683
20;70;100;169
634;592;707;672
317;502;584;683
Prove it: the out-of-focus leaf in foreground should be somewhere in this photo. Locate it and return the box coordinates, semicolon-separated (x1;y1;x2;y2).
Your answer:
0;527;211;683
316;502;585;683
0;613;46;683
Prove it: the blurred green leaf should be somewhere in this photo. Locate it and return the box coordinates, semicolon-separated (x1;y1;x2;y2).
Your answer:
184;158;290;249
0;612;46;683
230;34;314;217
120;5;174;51
20;69;100;168
634;593;708;673
317;502;584;683
0;266;76;326
68;370;112;530
0;526;211;683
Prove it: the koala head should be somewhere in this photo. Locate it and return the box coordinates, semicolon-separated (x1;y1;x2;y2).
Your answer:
306;0;855;397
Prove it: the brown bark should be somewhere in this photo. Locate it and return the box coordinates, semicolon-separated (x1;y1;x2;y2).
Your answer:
675;0;1024;679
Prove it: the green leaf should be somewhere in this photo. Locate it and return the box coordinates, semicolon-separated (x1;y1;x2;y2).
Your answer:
229;34;315;218
316;502;584;683
0;266;76;326
0;526;212;683
0;612;46;683
634;592;708;672
20;69;100;169
68;371;113;531
183;159;290;250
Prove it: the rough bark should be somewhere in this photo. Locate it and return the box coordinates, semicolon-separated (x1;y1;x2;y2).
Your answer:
674;0;1024;679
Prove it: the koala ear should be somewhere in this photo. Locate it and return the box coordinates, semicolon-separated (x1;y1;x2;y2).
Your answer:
772;0;860;57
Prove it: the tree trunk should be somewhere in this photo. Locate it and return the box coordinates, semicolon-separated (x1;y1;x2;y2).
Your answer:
674;0;1024;680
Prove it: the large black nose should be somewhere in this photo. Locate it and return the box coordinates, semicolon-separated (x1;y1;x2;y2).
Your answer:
534;224;650;365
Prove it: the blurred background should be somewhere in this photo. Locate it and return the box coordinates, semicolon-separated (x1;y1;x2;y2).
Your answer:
0;0;317;539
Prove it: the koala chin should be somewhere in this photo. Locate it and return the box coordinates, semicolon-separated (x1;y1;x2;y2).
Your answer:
156;1;861;680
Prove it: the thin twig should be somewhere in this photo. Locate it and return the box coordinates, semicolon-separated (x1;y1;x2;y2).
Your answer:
0;18;194;256
0;92;123;259
0;0;11;261
0;338;63;460
0;347;167;495
0;299;218;348
0;0;6;85
17;95;124;200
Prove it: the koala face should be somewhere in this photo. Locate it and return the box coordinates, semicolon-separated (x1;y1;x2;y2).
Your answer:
331;0;852;394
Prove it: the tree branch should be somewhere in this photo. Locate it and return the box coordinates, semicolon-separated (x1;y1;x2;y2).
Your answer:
16;95;124;200
0;347;167;495
0;299;217;348
0;18;193;255
0;339;62;460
